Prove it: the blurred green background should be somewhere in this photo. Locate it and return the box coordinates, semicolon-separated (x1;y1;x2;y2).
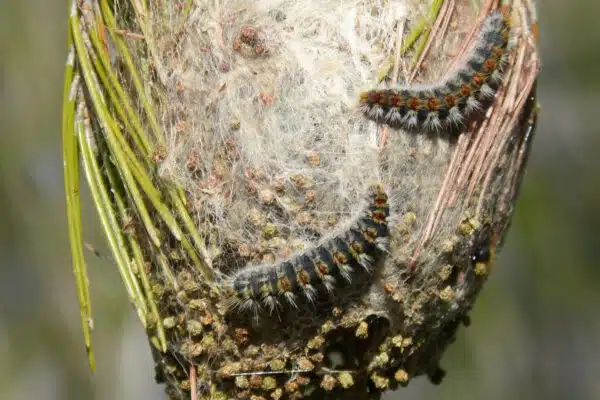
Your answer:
1;1;599;399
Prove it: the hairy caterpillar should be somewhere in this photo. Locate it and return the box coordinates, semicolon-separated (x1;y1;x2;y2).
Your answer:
359;9;510;132
223;184;390;316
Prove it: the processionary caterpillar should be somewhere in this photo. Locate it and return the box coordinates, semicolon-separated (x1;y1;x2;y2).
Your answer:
223;184;389;316
359;9;511;132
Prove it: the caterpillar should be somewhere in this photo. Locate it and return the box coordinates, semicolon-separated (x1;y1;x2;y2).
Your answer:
359;8;511;132
223;184;390;316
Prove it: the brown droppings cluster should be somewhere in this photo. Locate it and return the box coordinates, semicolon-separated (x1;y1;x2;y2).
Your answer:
394;369;409;384
304;190;316;205
295;211;312;225
269;359;286;372
259;188;276;205
290;174;313;190
305;151;321;166
284;380;299;394
296;375;311;386
320;375;337;391
438;264;454;281
338;372;354;389
320;320;335;334
234;328;249;345
439;286;455;302
248;375;263;389
240;26;259;45
371;351;390;368
178;379;190;391
218;362;242;378
180;340;203;358
309;352;324;363
383;282;395;294
355;321;369;339
297;357;314;371
307;335;325;350
474;262;488;276
259;91;275;106
270;388;283;400
233;26;270;58
262;377;277;391
235;376;250;389
186;320;203;336
152;144;167;163
370;373;389;390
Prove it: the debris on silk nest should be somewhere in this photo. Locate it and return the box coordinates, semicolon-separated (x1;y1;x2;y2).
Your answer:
140;0;540;398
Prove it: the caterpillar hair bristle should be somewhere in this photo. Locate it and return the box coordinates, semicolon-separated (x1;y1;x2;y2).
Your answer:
223;184;390;317
359;9;511;133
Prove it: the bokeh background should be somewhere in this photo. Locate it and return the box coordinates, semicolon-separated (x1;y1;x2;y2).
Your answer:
1;1;599;399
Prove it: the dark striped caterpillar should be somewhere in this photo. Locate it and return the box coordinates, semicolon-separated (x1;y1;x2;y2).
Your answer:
359;8;511;132
223;184;389;316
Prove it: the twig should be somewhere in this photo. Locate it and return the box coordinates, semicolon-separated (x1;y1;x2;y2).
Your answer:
408;0;447;83
190;364;198;400
379;20;406;150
